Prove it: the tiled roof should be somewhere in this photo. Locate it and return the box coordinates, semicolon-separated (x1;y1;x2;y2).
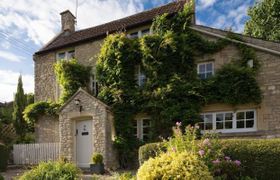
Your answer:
36;0;187;55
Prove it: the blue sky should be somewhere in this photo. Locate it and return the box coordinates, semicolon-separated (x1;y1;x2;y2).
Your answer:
0;0;256;102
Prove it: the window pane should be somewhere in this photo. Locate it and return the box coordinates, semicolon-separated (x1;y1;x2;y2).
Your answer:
237;120;245;128
225;113;233;121
58;52;65;59
68;50;75;59
206;72;213;78
142;29;150;35
206;63;213;71
204;114;213;123
246;120;254;128
225;121;233;129
199;64;205;73
216;122;223;129
216;114;223;122
237;112;245;120
199;73;206;79
130;32;138;38
246;111;254;119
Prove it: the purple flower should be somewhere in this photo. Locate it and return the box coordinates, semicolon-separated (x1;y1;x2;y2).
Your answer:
176;122;182;127
225;156;231;161
234;160;241;166
212;159;220;164
198;149;205;156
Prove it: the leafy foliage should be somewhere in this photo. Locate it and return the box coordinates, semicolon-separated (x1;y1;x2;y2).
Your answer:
221;139;280;180
0;143;9;172
91;153;103;164
13;75;28;137
23;101;60;125
54;59;91;103
96;1;262;167
19;160;81;180
244;0;280;41
137;151;213;180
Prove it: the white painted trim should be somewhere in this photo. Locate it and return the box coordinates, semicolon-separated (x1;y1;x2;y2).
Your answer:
200;109;257;133
197;61;214;79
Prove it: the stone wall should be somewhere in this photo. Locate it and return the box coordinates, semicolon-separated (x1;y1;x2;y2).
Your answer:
35;115;59;143
34;52;57;102
198;31;280;133
59;89;118;169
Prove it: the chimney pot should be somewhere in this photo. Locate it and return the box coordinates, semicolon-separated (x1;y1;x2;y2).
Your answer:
60;10;76;33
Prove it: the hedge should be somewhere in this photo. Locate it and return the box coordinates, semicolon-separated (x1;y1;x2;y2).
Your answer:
0;143;9;172
138;139;280;180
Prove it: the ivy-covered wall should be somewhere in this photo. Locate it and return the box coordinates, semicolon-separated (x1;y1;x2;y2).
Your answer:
96;2;262;167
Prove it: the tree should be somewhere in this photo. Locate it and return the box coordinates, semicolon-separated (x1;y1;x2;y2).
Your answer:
12;75;27;137
244;0;280;41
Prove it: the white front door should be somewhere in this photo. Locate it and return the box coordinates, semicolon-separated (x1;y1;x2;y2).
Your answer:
76;120;93;168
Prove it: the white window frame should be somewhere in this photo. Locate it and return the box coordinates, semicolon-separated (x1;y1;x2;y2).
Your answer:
199;109;257;133
135;65;146;87
133;117;151;140
56;49;75;60
90;73;98;97
197;62;214;79
128;28;151;38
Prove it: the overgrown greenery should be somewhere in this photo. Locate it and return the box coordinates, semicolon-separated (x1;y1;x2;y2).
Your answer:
23;59;91;126
23;101;60;126
54;59;91;103
244;0;280;41
96;1;262;167
139;138;280;180
19;160;81;180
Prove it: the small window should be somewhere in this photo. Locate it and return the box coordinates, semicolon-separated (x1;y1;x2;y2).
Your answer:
91;74;98;97
58;52;66;60
133;118;151;141
129;32;139;38
57;50;75;60
135;65;146;87
67;50;75;59
197;62;214;79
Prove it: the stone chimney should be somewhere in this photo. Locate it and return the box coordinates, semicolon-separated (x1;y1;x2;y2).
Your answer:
60;10;76;33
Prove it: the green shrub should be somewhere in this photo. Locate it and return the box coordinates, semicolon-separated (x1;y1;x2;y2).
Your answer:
137;151;213;180
118;172;136;180
138;142;166;165
0;143;9;172
92;153;103;164
19;160;81;180
221;139;280;180
0;174;4;180
140;139;280;180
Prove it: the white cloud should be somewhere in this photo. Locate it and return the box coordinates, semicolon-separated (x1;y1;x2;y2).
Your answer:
0;69;34;102
0;0;144;45
0;50;25;62
197;0;217;10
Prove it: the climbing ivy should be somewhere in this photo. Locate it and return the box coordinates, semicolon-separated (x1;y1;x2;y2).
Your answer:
54;59;91;103
23;101;60;126
96;1;262;167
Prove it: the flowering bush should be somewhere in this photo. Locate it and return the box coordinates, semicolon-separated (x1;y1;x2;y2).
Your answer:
164;122;246;179
137;151;213;180
211;156;243;180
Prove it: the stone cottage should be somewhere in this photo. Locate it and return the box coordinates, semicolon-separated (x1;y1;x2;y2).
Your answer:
33;0;280;169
